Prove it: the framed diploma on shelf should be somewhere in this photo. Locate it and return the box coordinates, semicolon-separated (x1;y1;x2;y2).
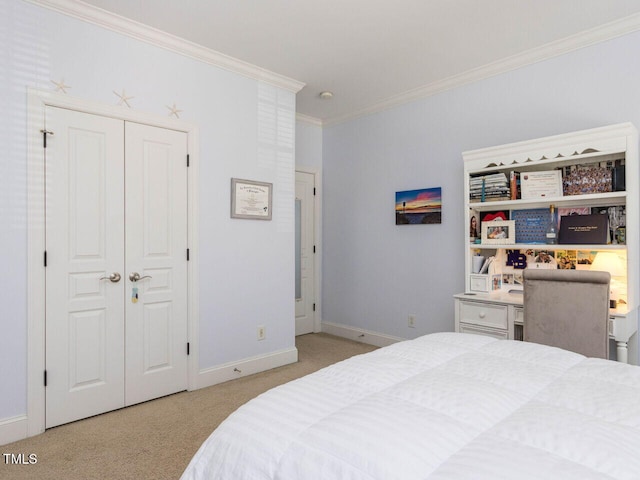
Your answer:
230;178;273;220
520;170;563;200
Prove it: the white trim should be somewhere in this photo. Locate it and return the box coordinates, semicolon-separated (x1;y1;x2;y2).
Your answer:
296;167;322;333
25;2;640;126
296;113;323;127
196;348;298;390
27;90;46;437
324;12;640;126
26;88;200;438
25;0;305;94
187;128;200;393
0;415;28;447
321;321;404;348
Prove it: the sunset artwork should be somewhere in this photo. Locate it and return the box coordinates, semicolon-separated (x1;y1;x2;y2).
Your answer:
395;187;442;225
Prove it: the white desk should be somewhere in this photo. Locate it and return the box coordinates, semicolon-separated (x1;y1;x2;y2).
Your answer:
454;292;638;364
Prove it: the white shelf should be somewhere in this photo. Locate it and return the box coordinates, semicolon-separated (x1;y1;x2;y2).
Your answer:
469;191;626;211
469;243;627;251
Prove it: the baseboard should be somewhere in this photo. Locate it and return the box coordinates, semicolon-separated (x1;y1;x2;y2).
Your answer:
321;321;405;347
196;346;298;390
0;415;28;447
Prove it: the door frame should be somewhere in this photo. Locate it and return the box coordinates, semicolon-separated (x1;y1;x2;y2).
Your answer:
295;166;322;333
26;88;200;437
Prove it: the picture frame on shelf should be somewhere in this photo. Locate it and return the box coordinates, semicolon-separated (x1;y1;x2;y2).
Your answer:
558;214;608;244
481;220;515;245
520;170;563;199
511;208;548;244
491;274;502;291
469;208;479;242
561;163;612;196
499;269;523;292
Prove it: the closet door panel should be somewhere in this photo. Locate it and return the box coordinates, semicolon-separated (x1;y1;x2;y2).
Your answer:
124;122;188;406
45;107;125;428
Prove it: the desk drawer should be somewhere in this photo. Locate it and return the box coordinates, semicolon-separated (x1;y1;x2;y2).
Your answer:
469;274;490;293
459;323;509;340
458;300;508;330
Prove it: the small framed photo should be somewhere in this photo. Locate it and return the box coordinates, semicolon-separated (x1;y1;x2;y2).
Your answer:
481;220;515;245
230;178;273;220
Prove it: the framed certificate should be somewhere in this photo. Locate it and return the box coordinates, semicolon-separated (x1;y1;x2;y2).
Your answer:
520;170;563;200
230;178;273;220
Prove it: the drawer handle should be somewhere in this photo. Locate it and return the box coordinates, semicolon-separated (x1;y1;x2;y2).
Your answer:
478;312;486;319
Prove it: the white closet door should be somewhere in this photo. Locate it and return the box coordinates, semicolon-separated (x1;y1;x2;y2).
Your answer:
295;171;315;335
45;107;125;428
124;122;188;406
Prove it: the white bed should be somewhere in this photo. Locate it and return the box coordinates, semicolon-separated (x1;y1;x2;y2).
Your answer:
181;333;640;479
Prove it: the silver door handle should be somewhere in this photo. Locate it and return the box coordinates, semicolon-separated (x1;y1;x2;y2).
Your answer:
100;272;121;283
129;272;152;282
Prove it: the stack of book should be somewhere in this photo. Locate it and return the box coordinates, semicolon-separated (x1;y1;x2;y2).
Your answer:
469;173;510;202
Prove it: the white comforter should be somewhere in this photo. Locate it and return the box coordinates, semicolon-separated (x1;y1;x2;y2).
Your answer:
181;333;640;479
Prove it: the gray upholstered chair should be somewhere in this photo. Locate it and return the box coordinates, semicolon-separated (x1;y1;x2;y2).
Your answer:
523;269;611;359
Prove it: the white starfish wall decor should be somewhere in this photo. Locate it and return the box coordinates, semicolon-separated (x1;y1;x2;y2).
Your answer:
166;103;182;119
113;89;134;107
51;79;71;93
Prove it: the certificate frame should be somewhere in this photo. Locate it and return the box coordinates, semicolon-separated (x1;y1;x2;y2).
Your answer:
230;178;273;220
520;170;563;200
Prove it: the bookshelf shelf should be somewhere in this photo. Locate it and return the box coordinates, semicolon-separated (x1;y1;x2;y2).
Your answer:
469;191;627;211
456;123;639;363
469;243;627;252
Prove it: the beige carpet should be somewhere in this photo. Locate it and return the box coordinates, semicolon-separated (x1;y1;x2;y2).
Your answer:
0;333;377;480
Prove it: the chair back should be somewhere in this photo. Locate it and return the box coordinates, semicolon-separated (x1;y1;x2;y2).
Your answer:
523;269;610;358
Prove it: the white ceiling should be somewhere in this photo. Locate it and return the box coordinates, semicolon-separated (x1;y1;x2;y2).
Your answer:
77;0;640;124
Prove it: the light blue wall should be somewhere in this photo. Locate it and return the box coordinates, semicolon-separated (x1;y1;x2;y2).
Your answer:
296;120;323;170
0;0;296;422
322;31;640;340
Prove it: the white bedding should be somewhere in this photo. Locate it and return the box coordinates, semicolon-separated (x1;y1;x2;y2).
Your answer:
181;333;640;480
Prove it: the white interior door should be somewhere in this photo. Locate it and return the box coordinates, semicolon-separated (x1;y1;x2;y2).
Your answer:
124;122;188;406
45;107;125;428
295;171;315;335
45;109;189;427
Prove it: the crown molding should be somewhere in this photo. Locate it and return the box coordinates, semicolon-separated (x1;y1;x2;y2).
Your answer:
296;113;323;127
25;0;305;93
324;11;640;127
27;0;640;124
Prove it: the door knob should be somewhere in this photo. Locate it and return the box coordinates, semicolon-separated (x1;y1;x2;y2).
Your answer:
99;272;121;283
129;272;152;282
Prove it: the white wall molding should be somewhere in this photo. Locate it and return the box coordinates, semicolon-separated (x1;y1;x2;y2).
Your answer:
321;321;404;348
324;12;640;126
0;415;28;447
296;113;323;127
196;347;298;390
25;0;305;94
27;1;640;126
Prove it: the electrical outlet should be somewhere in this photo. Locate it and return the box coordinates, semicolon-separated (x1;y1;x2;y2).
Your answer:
257;325;266;340
408;314;416;328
